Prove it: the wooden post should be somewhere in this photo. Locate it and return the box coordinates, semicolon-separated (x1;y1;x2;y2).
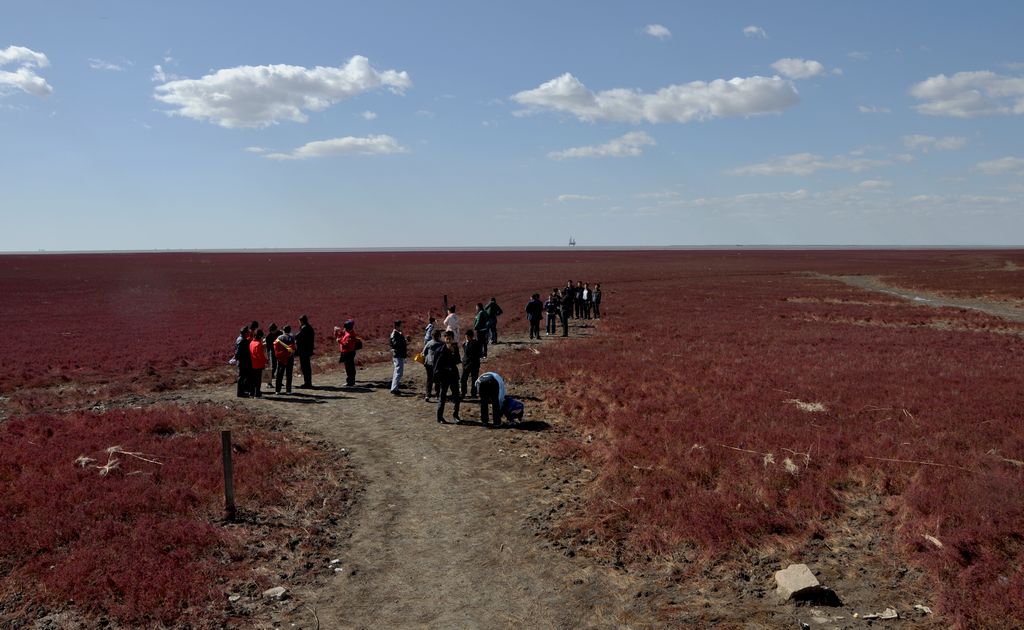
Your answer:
221;430;236;522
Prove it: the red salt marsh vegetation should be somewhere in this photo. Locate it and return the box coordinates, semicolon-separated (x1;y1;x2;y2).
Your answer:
1;249;1022;627
0;404;351;627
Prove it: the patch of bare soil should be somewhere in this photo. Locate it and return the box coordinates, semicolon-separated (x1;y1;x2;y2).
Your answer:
813;274;1024;323
173;333;653;628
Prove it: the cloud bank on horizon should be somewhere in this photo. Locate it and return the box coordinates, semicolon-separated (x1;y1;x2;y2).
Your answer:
1;2;1022;249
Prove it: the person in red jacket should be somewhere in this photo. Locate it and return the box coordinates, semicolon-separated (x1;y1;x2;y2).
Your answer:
249;329;267;398
335;319;359;387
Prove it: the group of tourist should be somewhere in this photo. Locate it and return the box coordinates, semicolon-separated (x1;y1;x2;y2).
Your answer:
230;283;604;426
231;315;314;397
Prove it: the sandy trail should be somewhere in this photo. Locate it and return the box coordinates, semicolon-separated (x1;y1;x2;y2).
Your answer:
189;332;644;629
817;274;1024;322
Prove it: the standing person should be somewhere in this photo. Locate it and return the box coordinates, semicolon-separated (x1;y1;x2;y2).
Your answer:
273;325;296;394
424;316;436;345
544;290;559;336
593;283;602;319
249;329;267;398
264;323;280;386
472;303;489;358
525;293;543;340
560;289;572;337
337;320;359;387
234;326;252;398
443;305;460;343
389;320;408;395
575;281;585;318
484;297;503;344
563;281;575;321
461;329;483;397
474;371;506;428
422;329;443;401
582;283;592;319
295;314;315;388
435;330;462;424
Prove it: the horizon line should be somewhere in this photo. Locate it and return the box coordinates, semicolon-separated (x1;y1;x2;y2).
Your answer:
2;244;1023;256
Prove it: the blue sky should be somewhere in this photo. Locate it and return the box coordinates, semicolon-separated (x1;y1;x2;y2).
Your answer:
1;1;1022;250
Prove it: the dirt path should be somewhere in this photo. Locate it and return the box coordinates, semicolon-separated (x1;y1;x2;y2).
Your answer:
816;274;1024;322
187;332;646;629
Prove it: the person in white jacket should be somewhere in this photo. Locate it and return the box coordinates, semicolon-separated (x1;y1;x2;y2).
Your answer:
443;305;460;343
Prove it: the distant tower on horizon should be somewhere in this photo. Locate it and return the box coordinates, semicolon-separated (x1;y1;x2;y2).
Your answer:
568;235;576;247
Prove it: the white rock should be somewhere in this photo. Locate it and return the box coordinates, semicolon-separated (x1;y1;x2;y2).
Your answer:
262;586;287;600
228;594;241;603
775;564;819;600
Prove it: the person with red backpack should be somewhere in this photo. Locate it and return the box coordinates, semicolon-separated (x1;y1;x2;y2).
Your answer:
273;325;297;394
249;329;267;398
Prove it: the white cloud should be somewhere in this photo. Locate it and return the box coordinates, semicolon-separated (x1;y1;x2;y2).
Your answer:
974;156;1024;176
901;134;968;152
635;190;681;200
858;179;892;190
848;51;869;61
151;64;182;83
557;194;601;202
154;55;411;128
771;58;826;80
548;131;655;160
512;72;799;124
909;70;1024;117
858;104;891;114
88;58;124;72
0;45;52;97
263;135;409;160
244;146;268;154
743;25;767;39
361;110;378;120
644;24;672;39
729;152;891;176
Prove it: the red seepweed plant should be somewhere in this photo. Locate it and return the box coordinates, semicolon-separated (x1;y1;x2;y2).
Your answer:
0;403;338;626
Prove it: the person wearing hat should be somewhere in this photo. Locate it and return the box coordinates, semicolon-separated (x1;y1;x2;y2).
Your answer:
336;319;359;387
295;314;315;388
389;320;408;395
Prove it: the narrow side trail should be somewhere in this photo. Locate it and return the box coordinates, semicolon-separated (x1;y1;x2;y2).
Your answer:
189;331;647;629
818;273;1024;322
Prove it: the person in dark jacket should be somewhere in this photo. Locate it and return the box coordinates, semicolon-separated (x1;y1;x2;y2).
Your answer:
435;330;461;424
422;329;443;401
295;314;315;388
483;297;503;344
264;323;280;386
525;293;543;339
461;329;483;397
234;326;252;397
544;290;559;336
575;280;585;318
472;302;489;358
593;283;602;319
560;290;572;337
389;320;408;395
563;281;575;321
